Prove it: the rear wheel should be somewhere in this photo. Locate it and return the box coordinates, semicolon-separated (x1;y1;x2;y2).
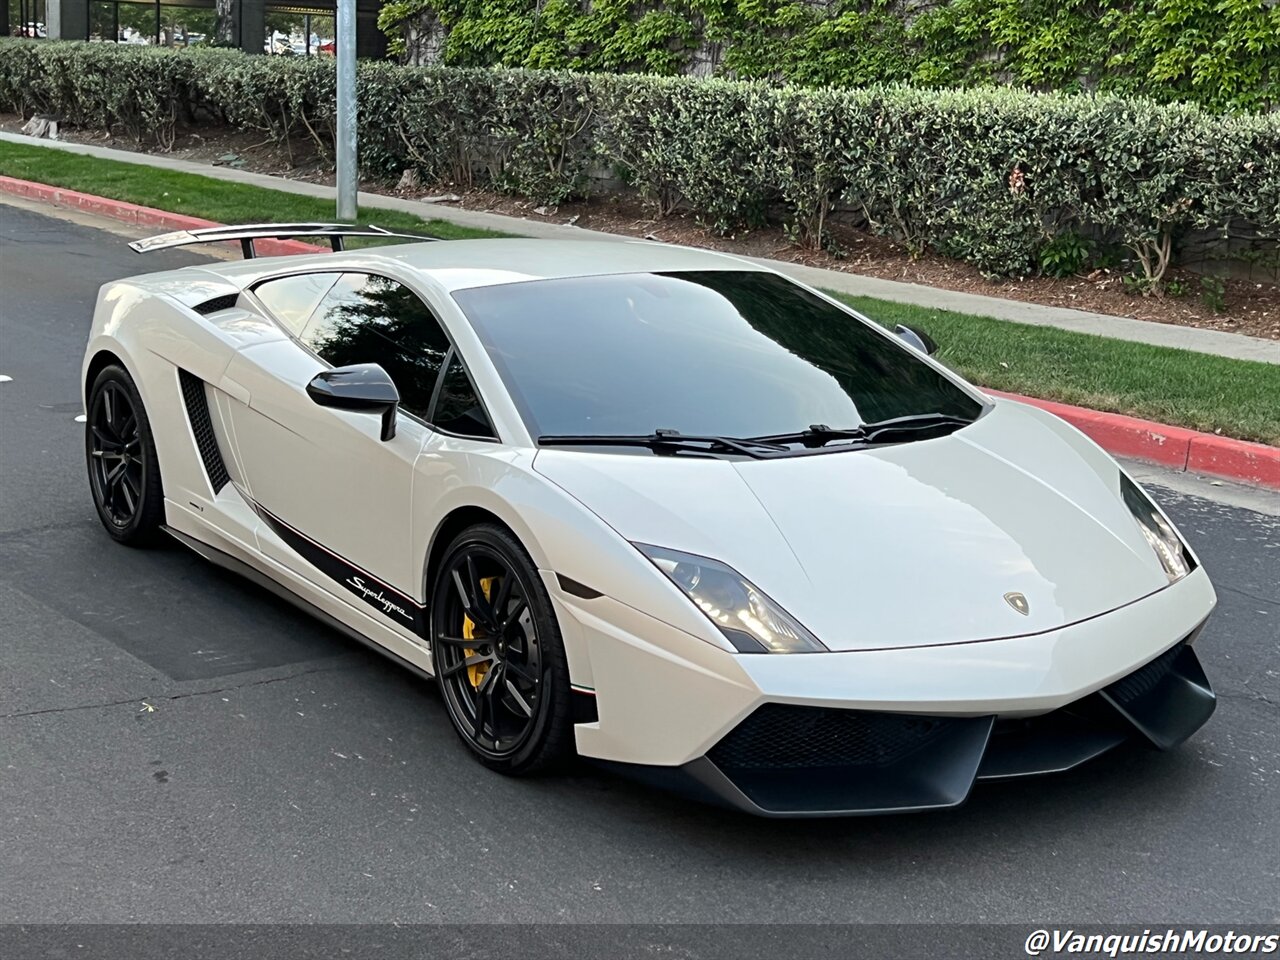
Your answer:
430;524;573;775
85;364;165;545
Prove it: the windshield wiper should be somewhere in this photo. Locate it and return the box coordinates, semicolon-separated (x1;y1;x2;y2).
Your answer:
752;412;973;448
537;429;790;459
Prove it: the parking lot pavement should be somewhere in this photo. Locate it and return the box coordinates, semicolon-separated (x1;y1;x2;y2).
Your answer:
2;202;1278;929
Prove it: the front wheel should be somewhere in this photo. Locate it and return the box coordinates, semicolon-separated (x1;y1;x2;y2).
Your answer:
430;524;574;775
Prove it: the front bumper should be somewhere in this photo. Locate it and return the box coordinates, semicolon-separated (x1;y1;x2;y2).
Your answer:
597;633;1213;816
557;566;1216;815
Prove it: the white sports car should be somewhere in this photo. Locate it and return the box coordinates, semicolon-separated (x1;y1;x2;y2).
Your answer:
82;223;1216;816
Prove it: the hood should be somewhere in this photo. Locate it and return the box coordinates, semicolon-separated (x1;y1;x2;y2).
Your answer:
533;401;1173;651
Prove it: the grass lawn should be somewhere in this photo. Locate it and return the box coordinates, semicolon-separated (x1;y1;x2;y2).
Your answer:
3;139;1278;446
0;139;506;242
834;295;1280;446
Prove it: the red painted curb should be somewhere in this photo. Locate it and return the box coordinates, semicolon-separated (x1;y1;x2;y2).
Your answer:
4;175;1278;490
1186;433;1280;489
0;176;323;257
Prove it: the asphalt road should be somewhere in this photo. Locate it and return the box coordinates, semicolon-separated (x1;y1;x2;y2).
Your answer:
1;203;1278;934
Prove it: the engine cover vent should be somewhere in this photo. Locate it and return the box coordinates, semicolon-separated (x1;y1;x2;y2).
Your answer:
192;293;240;316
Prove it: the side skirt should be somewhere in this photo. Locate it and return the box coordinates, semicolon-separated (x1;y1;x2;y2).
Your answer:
161;524;435;684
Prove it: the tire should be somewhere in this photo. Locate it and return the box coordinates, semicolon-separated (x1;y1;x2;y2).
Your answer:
85;363;165;546
430;523;574;775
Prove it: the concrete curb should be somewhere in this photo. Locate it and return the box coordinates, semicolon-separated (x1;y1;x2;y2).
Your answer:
4;174;1277;491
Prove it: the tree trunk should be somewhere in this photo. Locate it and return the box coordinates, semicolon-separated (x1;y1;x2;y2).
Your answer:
214;0;234;45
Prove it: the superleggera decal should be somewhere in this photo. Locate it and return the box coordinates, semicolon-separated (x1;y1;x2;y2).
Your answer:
250;500;425;634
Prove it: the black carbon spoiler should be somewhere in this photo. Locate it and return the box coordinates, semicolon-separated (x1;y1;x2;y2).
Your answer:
128;223;440;259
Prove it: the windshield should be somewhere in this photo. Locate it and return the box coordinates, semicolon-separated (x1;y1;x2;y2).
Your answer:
452;270;984;441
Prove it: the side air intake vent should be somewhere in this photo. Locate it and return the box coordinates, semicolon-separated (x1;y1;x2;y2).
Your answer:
178;369;231;492
193;293;240;316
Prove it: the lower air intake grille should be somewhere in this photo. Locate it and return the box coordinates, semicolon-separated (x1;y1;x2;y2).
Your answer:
1105;641;1184;708
709;704;950;771
178;369;231;492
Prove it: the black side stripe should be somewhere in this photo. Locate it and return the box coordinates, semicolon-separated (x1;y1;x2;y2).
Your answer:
251;500;426;635
178;369;231;492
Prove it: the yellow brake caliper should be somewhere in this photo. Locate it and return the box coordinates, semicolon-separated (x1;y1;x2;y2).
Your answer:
462;576;497;689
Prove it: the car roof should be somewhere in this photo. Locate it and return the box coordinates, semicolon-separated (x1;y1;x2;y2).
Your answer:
386;239;768;291
206;238;771;293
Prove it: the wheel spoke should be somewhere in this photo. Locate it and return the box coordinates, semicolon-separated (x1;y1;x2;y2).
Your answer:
502;658;537;685
435;633;482;647
92;426;122;451
465;557;499;630
450;568;474;615
119;477;136;514
102;388;115;429
439;652;489;679
498;597;528;634
504;676;533;718
471;679;489;744
489;574;514;624
477;660;503;696
479;663;505;740
105;461;128;489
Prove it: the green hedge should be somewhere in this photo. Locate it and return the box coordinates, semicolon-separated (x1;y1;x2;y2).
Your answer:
2;40;1277;283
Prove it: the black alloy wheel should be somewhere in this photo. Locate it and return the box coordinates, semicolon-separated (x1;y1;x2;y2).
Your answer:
431;524;573;774
86;365;165;545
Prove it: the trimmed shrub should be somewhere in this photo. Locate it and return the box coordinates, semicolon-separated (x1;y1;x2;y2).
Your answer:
1;40;1276;280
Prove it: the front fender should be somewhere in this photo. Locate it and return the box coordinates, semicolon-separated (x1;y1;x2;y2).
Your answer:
411;439;737;689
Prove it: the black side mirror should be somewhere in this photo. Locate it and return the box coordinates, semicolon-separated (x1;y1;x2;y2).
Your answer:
306;363;400;441
894;324;938;356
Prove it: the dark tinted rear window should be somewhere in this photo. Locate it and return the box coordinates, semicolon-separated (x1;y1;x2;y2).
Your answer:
452;271;982;439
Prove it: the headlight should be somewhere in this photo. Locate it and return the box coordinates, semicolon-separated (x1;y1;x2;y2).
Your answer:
1120;475;1194;582
634;543;827;653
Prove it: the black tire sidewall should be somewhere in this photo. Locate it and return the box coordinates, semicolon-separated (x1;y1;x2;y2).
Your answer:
431;523;573;775
86;364;165;545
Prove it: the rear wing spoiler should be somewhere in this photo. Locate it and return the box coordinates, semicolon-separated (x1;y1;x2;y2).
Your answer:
128;223;440;259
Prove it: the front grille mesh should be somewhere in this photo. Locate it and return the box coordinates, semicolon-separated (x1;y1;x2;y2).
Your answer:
1105;642;1184;707
178;369;231;492
709;704;950;771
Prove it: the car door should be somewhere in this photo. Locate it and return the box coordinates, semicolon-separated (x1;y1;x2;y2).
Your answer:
223;269;453;635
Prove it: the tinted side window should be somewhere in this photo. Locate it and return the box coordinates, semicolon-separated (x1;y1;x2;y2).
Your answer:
302;273;451;419
433;353;497;439
253;272;340;336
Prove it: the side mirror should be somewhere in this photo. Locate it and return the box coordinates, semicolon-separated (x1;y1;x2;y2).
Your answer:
894;324;938;356
306;363;400;441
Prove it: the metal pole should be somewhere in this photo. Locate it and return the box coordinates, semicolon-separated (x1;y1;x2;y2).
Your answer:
112;0;119;40
304;13;310;55
154;0;160;44
335;0;357;220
